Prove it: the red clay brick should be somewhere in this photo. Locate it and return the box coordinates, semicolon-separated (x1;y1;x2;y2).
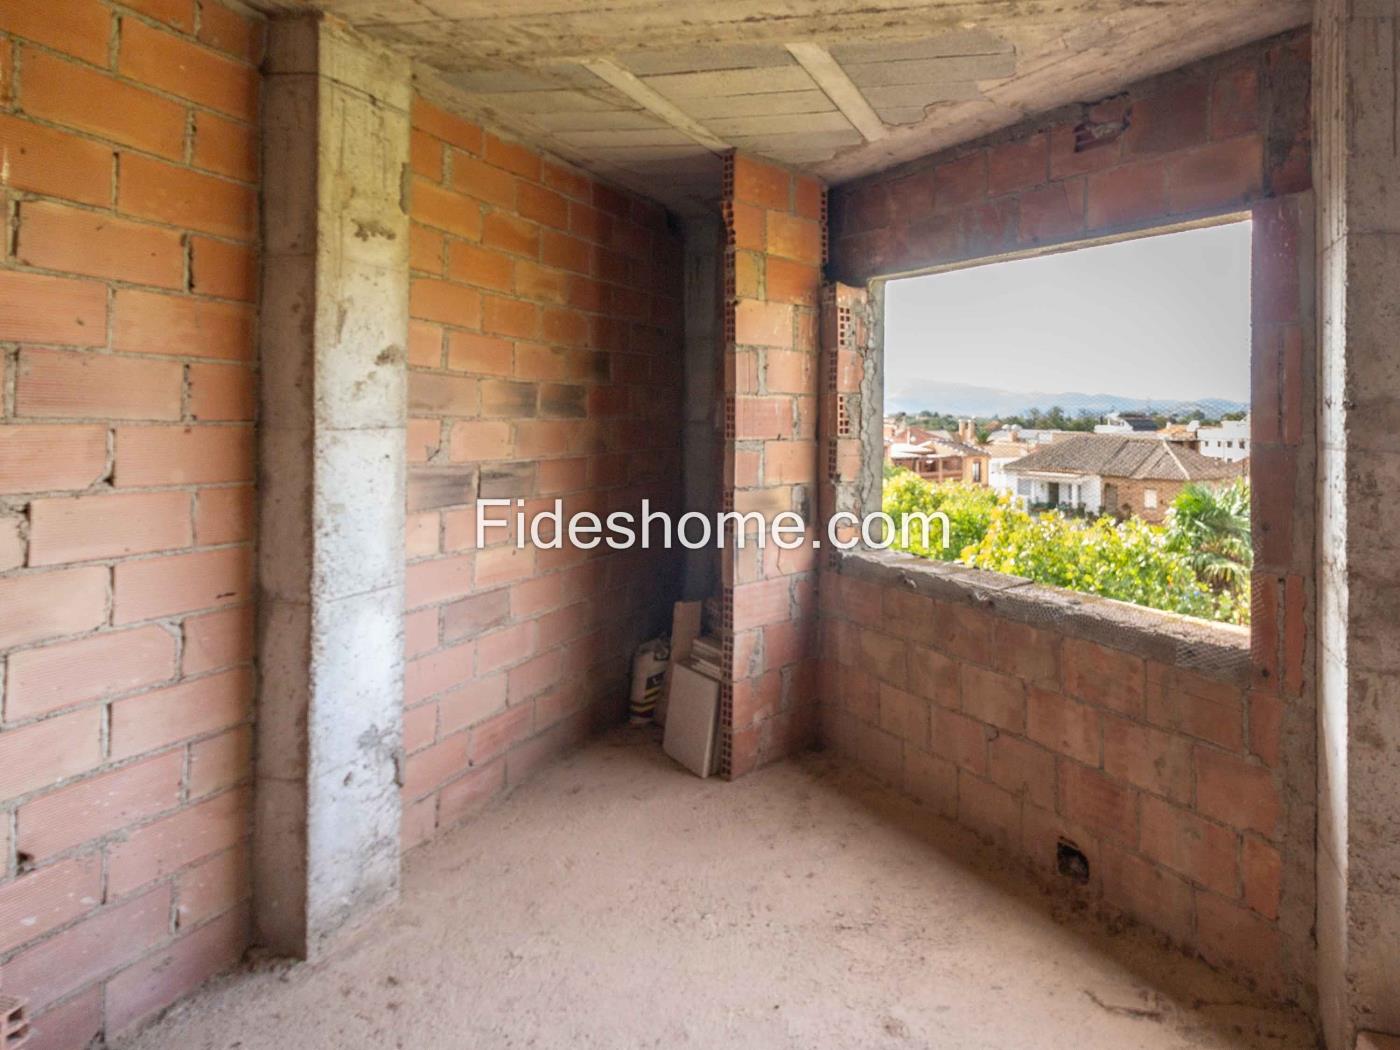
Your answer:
17;752;182;860
182;604;254;674
0;0;111;65
483;295;539;339
958;772;1021;847
192;110;258;182
1059;761;1137;844
187;726;253;797
765;211;822;264
123;0;195;31
0;271;107;347
106;903;247;1035
1102;715;1192;802
409;372;477;416
517;182;570;230
114;425;254;486
0;566;109;649
734;299;793;348
468;703;533;764
193;484;253;544
110;667;253;759
930;706;988;774
933;151;986;211
1247;690;1283;767
411;278;482;329
1242;836;1282;919
1196;890;1281;994
405;553;473;608
188;362;255;421
119;20;258;120
112;546;252;623
1139;794;1237;894
1086;160;1169;231
1;885;171;1013
794;175;823;220
197;1;263;62
1018;179;1086;244
17;987;103;1050
1167;136;1264;214
17;200;185;289
0;706;103;800
960;663;1026;732
28;490;191;566
113;289;255;360
411;129;443;182
448;241;514;291
174;844;249;926
1062;638;1145;716
118;152;257;240
413;180;484;240
1212;66;1260;139
402;731;469;799
0;855;102;955
20;49;187;159
1099;842;1194;944
409;320;445;367
733;154;792;211
16;348;183;421
412;98;483;154
1124;83;1210;156
451;153;516;208
190;237;257;301
107;787;248;896
482;212;539;257
986;133;1048;196
0;113;113;206
987;733;1056;809
1195;746;1281;837
485;133;541;180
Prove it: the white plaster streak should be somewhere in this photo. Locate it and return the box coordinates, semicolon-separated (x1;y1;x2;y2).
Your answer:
784;42;887;142
577;59;731;153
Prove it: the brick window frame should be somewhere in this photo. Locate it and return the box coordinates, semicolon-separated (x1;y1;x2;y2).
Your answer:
817;30;1316;1001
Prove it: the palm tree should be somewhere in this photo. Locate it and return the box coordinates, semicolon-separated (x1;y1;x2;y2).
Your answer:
1167;480;1252;591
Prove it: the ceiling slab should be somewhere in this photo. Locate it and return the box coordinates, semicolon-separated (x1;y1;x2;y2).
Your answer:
253;0;1312;215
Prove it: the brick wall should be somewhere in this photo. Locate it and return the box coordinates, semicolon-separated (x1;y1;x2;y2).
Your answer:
820;31;1315;1002
717;153;825;778
400;97;684;846
0;1;262;1046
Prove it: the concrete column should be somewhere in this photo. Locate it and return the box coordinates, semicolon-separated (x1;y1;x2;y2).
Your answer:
254;14;411;959
1314;0;1400;1044
681;216;720;601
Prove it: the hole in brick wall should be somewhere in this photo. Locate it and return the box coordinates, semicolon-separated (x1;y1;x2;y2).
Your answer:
1056;840;1090;884
880;219;1254;635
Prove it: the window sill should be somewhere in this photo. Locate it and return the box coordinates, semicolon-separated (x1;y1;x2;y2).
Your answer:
835;547;1251;685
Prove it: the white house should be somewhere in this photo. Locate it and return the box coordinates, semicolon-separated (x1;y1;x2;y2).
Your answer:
1196;415;1251;461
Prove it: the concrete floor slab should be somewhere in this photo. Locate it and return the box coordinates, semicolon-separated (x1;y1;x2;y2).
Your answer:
119;729;1315;1050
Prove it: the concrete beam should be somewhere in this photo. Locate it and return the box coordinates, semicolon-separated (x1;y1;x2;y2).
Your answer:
578;59;730;153
784;42;887;143
255;13;411;960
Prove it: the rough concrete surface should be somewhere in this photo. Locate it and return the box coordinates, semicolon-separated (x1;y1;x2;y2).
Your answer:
120;730;1315;1050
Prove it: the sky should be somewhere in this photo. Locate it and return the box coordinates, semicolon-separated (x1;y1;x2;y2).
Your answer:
884;220;1252;405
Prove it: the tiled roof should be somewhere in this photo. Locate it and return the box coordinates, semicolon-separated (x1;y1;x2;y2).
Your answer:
1004;434;1243;481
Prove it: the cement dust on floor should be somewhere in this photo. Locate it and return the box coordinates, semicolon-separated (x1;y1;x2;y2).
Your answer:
121;728;1314;1050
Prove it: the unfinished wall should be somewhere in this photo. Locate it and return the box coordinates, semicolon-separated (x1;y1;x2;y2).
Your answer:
820;32;1316;1004
399;97;685;845
0;0;262;1045
716;153;826;778
1313;0;1400;1044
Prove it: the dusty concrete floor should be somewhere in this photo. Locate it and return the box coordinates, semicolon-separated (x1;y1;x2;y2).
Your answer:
122;728;1316;1050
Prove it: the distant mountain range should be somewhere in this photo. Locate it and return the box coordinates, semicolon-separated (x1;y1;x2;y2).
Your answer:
885;380;1248;419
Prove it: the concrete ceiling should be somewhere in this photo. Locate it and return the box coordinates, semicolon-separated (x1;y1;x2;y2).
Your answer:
253;0;1311;214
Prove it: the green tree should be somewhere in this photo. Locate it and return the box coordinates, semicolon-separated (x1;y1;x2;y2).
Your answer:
882;470;1000;560
1166;480;1252;592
